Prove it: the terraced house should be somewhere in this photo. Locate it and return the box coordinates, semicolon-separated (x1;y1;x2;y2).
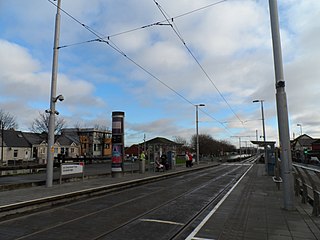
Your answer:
0;128;112;166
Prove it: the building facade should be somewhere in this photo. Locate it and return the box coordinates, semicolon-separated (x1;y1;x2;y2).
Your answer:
0;128;112;166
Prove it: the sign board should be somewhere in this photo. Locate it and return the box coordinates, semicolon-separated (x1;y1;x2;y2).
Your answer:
61;162;84;176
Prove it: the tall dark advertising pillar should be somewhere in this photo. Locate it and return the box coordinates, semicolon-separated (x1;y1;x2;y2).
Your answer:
111;111;125;178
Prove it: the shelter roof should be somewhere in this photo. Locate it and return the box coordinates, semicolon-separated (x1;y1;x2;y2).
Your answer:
251;140;276;147
144;137;182;146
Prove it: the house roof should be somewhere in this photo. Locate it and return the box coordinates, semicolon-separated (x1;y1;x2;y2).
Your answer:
56;135;79;146
22;132;46;145
312;139;320;144
60;131;80;144
2;130;31;148
291;134;316;147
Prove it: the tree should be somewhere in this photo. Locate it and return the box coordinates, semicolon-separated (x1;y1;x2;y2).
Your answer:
190;134;236;156
0;109;18;130
30;112;66;134
173;136;188;146
173;136;189;153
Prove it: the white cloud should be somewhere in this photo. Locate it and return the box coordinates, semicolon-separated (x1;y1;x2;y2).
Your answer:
1;0;320;145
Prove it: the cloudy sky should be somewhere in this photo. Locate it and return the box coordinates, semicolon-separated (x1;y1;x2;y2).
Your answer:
0;0;319;147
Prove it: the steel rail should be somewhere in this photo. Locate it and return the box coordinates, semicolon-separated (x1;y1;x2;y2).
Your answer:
92;165;250;240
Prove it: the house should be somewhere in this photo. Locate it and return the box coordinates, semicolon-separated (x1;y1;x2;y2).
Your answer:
290;134;319;162
22;132;48;164
125;144;139;158
0;130;32;165
0;127;111;166
54;134;80;160
61;128;112;159
311;139;320;151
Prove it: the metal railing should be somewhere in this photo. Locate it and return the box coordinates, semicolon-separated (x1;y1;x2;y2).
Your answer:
293;163;320;216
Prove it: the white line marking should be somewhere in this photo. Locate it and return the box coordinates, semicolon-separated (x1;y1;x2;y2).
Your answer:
140;218;184;226
222;163;252;166
185;164;253;240
192;237;216;240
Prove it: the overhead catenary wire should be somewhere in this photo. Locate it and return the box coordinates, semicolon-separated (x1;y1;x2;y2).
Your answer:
153;0;244;126
50;0;227;49
47;0;234;135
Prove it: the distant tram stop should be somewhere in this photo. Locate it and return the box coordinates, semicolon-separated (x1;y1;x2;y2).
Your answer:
251;140;276;176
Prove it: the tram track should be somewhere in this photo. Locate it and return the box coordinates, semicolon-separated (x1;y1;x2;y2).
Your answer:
0;164;252;240
93;165;251;240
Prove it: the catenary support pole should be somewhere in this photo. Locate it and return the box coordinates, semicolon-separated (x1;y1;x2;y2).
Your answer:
261;100;268;173
196;105;199;165
1;121;3;166
46;0;62;187
269;0;295;210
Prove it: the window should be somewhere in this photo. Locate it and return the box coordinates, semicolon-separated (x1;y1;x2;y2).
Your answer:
13;150;18;158
40;147;45;154
97;145;102;151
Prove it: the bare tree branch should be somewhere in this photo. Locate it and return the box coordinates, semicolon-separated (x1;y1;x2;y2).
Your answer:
0;109;18;129
30;112;66;134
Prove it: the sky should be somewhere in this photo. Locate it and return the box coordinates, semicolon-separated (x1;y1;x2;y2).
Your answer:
0;0;319;148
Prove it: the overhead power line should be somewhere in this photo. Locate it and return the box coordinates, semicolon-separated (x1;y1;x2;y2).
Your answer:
50;0;228;49
153;0;244;126
47;0;234;134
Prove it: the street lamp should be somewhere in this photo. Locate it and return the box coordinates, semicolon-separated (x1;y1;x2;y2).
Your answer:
297;123;302;136
253;99;267;173
195;104;205;165
46;0;62;188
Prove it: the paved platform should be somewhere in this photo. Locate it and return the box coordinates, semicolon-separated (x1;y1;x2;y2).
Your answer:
0;163;319;240
188;164;320;240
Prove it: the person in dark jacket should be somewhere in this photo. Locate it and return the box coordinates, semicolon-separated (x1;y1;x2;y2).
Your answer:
161;154;169;170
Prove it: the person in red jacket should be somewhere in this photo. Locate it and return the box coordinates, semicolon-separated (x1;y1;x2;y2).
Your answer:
185;151;193;167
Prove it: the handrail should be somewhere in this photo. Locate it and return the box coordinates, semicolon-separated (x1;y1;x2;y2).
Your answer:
292;163;320;216
293;163;320;173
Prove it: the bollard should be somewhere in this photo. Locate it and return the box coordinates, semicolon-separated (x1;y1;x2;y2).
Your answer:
139;159;145;174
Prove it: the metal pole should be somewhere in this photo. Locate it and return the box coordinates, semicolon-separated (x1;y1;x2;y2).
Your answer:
1;121;3;166
195;104;205;165
256;129;258;155
239;137;241;161
46;0;62;187
269;0;295;210
261;100;268;173
196;105;199;165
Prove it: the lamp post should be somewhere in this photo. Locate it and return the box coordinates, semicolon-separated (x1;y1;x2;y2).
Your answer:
195;104;205;165
253;99;267;173
46;0;62;188
297;123;302;136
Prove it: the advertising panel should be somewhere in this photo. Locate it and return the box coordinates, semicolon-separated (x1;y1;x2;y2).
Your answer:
111;111;125;177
